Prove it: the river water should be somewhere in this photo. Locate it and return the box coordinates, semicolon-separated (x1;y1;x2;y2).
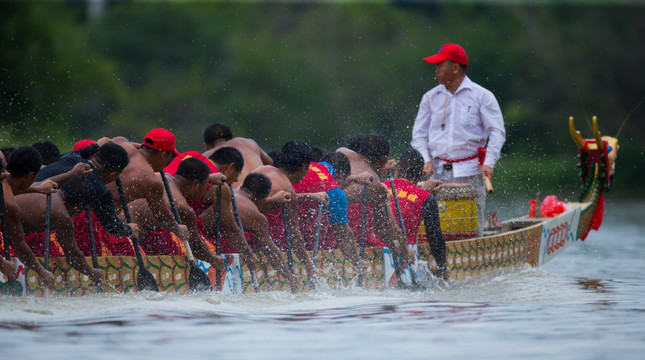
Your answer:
1;199;643;360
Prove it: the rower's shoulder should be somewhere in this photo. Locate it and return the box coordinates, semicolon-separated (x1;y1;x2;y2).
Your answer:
224;137;262;152
121;161;161;188
337;147;357;159
253;164;276;175
111;137;140;154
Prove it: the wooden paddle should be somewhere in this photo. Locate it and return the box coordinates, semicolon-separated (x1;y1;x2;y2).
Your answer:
115;178;159;292
281;203;295;275
229;184;260;293
303;203;325;291
42;193;52;296
85;206;118;293
43;194;51;272
312;203;324;260
0;182;19;296
86;206;99;270
388;172;423;290
356;184;368;287
159;169;213;291
214;184;222;291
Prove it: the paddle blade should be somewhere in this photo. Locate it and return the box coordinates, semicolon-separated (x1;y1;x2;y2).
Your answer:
188;262;213;292
97;281;119;294
136;267;159;292
1;279;22;297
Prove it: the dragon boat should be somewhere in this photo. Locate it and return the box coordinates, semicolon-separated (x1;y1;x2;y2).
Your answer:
1;117;617;296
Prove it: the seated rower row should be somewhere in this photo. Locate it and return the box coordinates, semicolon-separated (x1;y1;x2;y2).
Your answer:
1;125;450;292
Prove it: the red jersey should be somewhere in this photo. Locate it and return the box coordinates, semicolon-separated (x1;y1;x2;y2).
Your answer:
382;179;430;245
293;162;341;250
293;162;339;194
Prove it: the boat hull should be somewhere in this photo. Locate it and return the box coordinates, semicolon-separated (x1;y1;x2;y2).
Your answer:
1;194;597;296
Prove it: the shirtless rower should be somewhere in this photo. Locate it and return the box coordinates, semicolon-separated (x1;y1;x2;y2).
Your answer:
0;154;17;279
232;172;301;291
253;140;320;281
164;148;258;270
192;147;260;268
338;134;412;262
202;123;273;188
103;128;189;241
1;147;56;286
128;157;224;271
17;143;137;284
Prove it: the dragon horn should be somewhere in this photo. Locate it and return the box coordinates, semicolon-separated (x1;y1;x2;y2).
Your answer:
569;116;585;149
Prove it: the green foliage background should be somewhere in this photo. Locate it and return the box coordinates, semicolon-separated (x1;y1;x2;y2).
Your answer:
1;0;643;215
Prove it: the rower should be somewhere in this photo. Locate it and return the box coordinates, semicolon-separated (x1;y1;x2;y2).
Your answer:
102;129;196;261
293;151;367;278
1;147;56;287
127;157;224;274
17;143;136;284
253;140;319;282
338;134;414;264
233;172;301;291
383;148;449;280
168;148;260;271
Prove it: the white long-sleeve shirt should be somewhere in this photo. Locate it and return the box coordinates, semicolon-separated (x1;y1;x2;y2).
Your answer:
410;76;506;178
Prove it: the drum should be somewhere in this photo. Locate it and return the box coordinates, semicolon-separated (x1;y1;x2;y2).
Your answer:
417;183;478;242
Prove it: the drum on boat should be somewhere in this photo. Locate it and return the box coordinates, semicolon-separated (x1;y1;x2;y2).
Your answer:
417;182;478;242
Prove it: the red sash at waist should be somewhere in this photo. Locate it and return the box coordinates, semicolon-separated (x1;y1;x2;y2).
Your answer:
436;147;486;166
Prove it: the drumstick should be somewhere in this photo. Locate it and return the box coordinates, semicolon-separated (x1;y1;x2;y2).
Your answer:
484;177;494;193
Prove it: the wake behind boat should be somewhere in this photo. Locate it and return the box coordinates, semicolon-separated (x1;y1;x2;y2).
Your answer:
1;117;617;296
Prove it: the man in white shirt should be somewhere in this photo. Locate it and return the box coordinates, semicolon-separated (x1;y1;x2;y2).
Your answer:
411;44;506;235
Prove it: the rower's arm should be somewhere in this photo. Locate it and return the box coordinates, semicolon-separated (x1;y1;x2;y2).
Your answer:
260;149;274;166
256;190;290;214
40;162;92;188
145;180;184;238
17;179;58;195
286;201;316;278
345;171;374;187
217;185;258;265
296;192;329;206
92;188;132;237
179;202;221;267
368;182;404;254
4;202;47;274
244;210;293;282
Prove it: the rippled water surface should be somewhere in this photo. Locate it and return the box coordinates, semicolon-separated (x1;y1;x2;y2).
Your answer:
1;200;643;360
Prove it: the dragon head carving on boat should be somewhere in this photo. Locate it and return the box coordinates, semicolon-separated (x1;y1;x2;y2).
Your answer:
569;115;618;198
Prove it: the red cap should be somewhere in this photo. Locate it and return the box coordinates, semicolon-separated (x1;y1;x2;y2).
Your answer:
142;128;181;157
423;44;468;66
73;139;97;151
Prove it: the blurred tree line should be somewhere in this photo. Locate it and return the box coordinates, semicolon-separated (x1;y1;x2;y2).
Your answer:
1;1;643;204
